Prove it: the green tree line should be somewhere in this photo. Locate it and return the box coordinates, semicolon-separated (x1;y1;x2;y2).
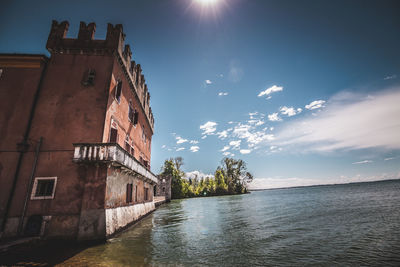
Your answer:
160;157;253;199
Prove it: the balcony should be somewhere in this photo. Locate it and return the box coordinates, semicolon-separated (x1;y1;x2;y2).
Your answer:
72;143;158;184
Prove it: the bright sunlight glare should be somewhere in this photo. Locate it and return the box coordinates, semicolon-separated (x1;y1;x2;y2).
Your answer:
195;0;218;6
187;0;227;21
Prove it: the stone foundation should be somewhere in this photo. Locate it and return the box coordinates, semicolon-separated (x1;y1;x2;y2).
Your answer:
105;202;155;236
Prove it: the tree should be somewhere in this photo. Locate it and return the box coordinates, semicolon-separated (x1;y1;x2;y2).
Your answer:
219;157;253;194
215;169;228;194
173;156;184;173
159;156;253;199
161;159;184;199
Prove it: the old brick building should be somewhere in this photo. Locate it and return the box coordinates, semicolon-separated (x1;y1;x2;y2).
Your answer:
0;21;158;240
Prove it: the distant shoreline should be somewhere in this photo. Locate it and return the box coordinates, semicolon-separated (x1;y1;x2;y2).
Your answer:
249;178;400;192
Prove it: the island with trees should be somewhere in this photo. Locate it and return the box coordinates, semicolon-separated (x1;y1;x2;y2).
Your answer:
159;157;253;199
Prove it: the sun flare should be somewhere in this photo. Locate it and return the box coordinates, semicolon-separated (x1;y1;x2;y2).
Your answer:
187;0;227;20
195;0;218;6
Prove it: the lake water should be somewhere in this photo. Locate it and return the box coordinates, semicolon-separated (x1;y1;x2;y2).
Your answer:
7;180;400;266
56;179;400;266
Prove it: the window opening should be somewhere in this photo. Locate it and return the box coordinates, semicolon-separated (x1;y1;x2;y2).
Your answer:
144;187;149;201
130;141;135;156
31;177;57;200
135;185;138;202
128;100;134;122
110;127;118;143
133;110;138;125
126;183;133;203
125;135;130;152
82;69;96;86
115;80;122;103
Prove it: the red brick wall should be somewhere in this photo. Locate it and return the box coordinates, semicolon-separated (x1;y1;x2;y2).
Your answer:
102;57;153;168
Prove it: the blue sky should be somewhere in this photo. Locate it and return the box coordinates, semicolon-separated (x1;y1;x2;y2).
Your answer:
1;0;400;188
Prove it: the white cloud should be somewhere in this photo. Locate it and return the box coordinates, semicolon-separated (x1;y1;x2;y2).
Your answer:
218;92;228;96
200;121;217;135
384;157;395;161
305;100;326;110
205;79;212;84
275;89;400;152
229;140;241;149
258;85;283;98
248;119;265;126
190;146;200;152
176;136;188;144
352;160;373;165
217;130;229;140
384;74;397;80
176;147;185;151
190;140;199;144
240;149;252;154
231;123;274;149
248;172;400;190
268;112;282;121
201;135;207;140
233;124;252;137
249;112;258;117
184;170;213;180
161;145;166;149
220;146;230;152
280;106;302;117
223;151;235;157
247;112;265;126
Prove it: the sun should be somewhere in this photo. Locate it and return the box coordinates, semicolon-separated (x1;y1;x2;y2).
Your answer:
187;0;227;20
195;0;218;6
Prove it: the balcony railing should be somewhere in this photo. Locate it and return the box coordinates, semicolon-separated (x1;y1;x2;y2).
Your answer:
72;143;158;184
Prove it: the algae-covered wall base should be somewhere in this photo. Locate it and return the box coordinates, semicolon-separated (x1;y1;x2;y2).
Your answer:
105;202;155;236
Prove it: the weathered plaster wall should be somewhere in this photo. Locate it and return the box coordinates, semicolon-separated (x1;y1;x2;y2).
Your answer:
0;57;46;221
77;209;106;240
105;201;155;236
76;164;107;240
105;167;154;208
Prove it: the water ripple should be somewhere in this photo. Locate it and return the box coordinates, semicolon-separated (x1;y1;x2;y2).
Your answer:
57;180;400;266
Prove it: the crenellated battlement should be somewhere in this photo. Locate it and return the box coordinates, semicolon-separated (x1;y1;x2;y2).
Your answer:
78;22;96;40
46;20;154;131
46;20;125;54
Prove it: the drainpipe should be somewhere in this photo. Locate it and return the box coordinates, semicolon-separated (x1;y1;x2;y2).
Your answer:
0;58;48;235
17;137;43;235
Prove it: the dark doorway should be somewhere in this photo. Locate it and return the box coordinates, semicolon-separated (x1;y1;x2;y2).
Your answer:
110;127;118;143
24;215;43;236
154;185;157;197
